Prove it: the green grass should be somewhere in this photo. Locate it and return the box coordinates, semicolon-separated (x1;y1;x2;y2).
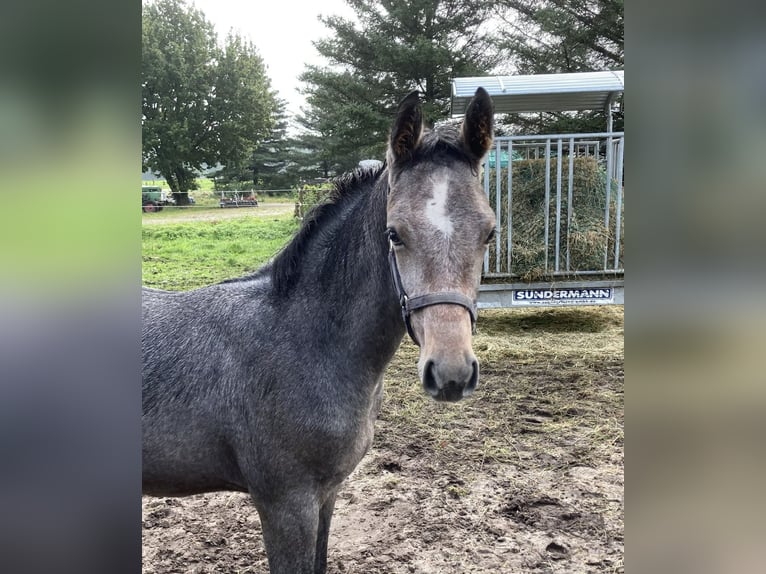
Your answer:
142;214;298;290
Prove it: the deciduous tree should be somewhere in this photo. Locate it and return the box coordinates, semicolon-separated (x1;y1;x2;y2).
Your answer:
142;0;278;203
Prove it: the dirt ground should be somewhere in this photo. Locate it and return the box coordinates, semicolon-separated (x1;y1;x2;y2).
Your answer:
142;306;624;573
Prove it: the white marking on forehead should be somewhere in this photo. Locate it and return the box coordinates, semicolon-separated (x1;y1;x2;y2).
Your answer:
424;173;453;237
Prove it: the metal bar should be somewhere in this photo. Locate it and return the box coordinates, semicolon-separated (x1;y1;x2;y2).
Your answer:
482;269;625;279
606;105;613;133
555;139;563;272
492;132;623;141
479;278;624;291
603;133;614;270
513;139;599;148
544;139;551;272
554;269;624;276
483;155;490;273
566;136;575;272
613;137;624;270
507;140;513;274
494;141;502;272
605;92;617;133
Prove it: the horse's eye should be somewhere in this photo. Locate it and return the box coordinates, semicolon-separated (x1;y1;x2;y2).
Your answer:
485;229;497;244
386;227;404;246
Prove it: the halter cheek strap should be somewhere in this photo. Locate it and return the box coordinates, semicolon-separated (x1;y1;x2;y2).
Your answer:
388;240;478;346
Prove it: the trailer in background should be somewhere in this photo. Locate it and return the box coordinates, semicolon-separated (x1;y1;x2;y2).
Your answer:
451;70;624;309
219;190;259;208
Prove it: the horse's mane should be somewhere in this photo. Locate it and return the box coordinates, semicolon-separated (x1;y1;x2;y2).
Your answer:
216;166;385;290
269;164;386;295
219;126;469;293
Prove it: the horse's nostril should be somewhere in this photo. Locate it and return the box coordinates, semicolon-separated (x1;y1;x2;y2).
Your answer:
423;358;478;401
423;360;439;395
467;360;479;390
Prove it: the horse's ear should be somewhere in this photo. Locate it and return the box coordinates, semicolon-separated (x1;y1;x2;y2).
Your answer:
387;90;423;165
461;87;494;163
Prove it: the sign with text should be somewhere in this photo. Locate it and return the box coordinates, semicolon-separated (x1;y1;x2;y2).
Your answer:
512;287;614;306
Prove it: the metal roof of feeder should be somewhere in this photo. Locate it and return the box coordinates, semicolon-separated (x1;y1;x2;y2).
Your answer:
450;70;624;117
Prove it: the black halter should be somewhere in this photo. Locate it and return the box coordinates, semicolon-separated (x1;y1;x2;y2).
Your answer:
388;239;478;347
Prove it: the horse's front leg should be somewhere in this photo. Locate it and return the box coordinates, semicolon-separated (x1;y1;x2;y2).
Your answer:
314;489;338;574
255;491;320;574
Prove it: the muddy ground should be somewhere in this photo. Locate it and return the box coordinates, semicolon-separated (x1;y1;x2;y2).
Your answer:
142;306;624;573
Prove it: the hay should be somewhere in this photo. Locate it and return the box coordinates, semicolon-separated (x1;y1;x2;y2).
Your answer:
486;157;624;280
380;306;624;467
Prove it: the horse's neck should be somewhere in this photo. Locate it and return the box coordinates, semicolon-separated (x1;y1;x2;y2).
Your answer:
290;177;405;372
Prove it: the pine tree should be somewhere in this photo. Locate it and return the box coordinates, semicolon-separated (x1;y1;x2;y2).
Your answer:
295;0;498;176
493;0;624;134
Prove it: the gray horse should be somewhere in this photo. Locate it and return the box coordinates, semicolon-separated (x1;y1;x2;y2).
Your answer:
143;88;496;573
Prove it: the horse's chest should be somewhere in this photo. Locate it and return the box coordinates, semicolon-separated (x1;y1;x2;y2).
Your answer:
308;380;383;483
333;415;375;478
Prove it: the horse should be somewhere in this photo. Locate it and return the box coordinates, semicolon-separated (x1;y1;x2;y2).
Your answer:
142;87;496;574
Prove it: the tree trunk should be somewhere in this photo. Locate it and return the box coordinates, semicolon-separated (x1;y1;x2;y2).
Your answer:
171;166;195;205
155;164;196;206
172;192;190;206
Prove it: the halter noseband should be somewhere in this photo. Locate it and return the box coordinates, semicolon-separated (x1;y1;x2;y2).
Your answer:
388;239;478;347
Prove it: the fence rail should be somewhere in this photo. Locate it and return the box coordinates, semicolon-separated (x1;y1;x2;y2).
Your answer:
143;148;625;308
482;132;625;281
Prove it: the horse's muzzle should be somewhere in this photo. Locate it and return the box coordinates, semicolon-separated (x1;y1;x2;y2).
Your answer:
422;358;479;402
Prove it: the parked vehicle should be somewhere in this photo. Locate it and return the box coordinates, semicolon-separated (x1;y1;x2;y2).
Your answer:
219;191;258;208
141;186;195;211
142;186;176;212
142;187;163;212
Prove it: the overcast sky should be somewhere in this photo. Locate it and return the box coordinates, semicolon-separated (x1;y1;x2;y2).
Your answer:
191;0;355;122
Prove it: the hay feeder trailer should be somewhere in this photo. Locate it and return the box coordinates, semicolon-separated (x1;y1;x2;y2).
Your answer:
451;70;624;309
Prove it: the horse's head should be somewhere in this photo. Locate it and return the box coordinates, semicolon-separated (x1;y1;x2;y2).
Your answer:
386;88;495;402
